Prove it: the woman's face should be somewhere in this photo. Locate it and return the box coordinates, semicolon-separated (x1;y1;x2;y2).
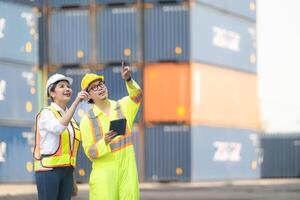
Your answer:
50;80;72;103
87;80;108;101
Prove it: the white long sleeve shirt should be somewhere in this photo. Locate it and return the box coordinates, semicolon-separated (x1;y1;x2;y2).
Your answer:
37;102;75;155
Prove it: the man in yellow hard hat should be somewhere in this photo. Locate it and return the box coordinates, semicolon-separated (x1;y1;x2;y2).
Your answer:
80;62;142;200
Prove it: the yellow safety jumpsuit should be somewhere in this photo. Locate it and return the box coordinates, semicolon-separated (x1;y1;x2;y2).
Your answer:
80;79;142;200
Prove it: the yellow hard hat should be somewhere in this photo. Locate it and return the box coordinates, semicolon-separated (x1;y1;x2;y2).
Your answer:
81;73;104;90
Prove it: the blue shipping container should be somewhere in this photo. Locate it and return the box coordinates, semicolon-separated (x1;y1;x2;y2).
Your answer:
144;3;256;73
0;1;39;64
261;134;300;178
197;0;256;21
0;125;35;182
144;3;190;63
49;9;92;65
48;0;90;7
96;6;140;64
145;125;261;181
95;0;136;5
0;62;38;123
1;0;44;7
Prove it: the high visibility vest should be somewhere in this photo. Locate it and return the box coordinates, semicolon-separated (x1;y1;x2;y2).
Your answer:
34;106;81;172
87;101;133;158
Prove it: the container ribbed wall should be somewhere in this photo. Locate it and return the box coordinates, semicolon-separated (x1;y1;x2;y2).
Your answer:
0;125;35;182
49;9;92;65
96;5;140;64
0;1;38;64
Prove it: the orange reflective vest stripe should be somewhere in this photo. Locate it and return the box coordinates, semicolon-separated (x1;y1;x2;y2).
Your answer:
33;106;81;171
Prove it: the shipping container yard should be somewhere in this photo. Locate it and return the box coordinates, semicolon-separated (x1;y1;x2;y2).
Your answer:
1;0;300;199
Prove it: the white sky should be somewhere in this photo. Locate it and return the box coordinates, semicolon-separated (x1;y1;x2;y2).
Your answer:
258;0;300;133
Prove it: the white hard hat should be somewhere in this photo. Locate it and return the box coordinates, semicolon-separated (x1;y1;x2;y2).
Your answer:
46;73;73;97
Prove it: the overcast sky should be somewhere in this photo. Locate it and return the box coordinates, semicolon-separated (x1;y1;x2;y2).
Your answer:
258;0;300;133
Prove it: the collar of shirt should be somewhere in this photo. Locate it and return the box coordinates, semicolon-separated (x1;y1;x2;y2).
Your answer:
50;102;68;114
92;100;115;117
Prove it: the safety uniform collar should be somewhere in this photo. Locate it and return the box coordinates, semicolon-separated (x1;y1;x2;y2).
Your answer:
92;100;115;117
50;102;68;113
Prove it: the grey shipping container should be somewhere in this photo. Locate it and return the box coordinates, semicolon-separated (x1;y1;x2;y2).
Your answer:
144;0;256;21
144;3;256;73
47;0;90;8
95;0;136;5
197;0;256;21
0;1;39;64
49;9;92;65
0;0;44;7
96;6;140;64
145;125;261;181
0;62;38;123
75;124;143;182
0;125;35;182
261;134;300;178
49;64;142;123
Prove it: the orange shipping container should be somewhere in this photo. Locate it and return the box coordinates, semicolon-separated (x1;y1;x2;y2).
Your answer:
144;63;261;130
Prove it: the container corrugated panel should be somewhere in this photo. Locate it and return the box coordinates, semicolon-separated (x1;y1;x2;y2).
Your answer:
261;134;300;178
49;9;92;65
75;123;142;183
144;63;191;123
144;3;190;62
96;6;140;64
0;1;38;64
145;124;191;181
0;62;38;123
0;0;44;7
194;63;260;130
191;126;260;180
0;125;35;182
144;63;260;130
48;0;90;7
95;0;136;5
197;0;256;21
191;4;256;73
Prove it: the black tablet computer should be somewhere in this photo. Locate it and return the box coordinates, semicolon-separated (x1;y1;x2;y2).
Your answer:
109;118;127;135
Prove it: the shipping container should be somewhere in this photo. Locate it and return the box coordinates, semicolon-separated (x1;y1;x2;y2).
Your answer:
143;0;256;21
144;3;256;73
145;124;261;181
0;0;43;7
75;124;143;182
49;64;142;123
96;5;140;64
0;125;35;182
197;0;256;21
261;134;300;178
95;0;136;5
144;63;260;130
0;1;39;64
47;0;90;8
0;62;39;123
48;9;92;65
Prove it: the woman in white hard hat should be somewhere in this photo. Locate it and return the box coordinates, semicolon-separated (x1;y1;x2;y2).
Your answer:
34;73;88;200
79;62;142;200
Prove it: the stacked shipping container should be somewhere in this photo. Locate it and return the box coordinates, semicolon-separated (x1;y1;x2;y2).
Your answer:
143;0;260;181
0;1;39;182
